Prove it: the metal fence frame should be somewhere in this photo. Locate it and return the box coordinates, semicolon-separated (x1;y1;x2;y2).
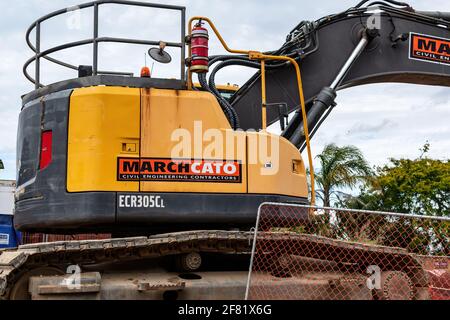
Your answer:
24;0;187;89
245;202;450;300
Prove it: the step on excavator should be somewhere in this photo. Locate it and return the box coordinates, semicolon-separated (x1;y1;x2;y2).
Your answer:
0;0;449;300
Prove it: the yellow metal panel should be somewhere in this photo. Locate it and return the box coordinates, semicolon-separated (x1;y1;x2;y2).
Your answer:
66;86;306;198
140;89;247;193
67;86;140;192
247;132;308;198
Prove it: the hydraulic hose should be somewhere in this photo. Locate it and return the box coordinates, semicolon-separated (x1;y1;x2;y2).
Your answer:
198;55;247;92
208;57;290;97
198;71;237;129
197;55;246;128
208;58;290;130
208;59;261;98
355;0;410;8
197;55;290;129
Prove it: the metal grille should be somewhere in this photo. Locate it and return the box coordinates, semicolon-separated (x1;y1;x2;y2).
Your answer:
246;203;449;300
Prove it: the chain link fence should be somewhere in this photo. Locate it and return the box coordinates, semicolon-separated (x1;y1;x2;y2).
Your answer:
246;203;449;300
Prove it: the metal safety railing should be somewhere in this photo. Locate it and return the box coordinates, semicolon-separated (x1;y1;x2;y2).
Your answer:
246;203;450;300
24;0;186;89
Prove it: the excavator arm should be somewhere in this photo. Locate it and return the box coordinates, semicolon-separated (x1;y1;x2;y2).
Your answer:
226;2;449;149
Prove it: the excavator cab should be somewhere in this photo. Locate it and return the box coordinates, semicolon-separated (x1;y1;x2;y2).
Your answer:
15;1;309;235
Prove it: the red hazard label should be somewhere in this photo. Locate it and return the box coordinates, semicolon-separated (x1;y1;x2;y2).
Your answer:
117;158;242;183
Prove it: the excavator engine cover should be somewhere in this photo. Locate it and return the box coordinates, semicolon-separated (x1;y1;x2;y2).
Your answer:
15;80;308;234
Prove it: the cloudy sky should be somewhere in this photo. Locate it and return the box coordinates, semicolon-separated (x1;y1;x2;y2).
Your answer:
0;0;449;180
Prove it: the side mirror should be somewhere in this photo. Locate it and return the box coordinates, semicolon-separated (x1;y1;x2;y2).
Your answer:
149;41;172;64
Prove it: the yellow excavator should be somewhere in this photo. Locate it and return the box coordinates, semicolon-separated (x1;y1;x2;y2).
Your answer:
1;0;449;300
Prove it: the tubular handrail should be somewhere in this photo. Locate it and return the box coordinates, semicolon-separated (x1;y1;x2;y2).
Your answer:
187;17;317;206
24;0;186;89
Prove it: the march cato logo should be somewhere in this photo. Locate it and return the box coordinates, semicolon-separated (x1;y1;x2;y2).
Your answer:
117;158;242;183
409;32;450;65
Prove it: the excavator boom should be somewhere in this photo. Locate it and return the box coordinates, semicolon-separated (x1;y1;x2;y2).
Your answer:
229;5;449;148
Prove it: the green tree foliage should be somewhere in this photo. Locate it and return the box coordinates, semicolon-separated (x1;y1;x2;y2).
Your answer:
347;157;450;217
317;143;450;255
338;145;450;255
313;144;373;207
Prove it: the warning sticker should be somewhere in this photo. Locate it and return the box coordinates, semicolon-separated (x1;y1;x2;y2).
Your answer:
118;158;242;183
409;32;450;65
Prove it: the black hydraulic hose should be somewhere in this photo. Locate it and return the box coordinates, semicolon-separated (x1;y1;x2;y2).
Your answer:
196;53;293;129
222;99;239;130
198;55;247;92
197;57;238;121
198;55;250;92
415;10;450;22
355;0;410;8
200;70;237;128
209;54;288;70
199;56;252;128
208;59;262;98
209;59;264;129
208;57;291;97
365;1;409;8
198;55;289;129
209;58;291;129
195;79;235;127
209;59;275;130
198;73;210;92
196;56;246;128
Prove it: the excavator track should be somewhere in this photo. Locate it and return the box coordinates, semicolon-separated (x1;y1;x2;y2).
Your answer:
0;230;431;300
0;231;253;300
254;232;429;285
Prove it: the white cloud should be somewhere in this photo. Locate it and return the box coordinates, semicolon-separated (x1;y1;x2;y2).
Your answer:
311;83;450;167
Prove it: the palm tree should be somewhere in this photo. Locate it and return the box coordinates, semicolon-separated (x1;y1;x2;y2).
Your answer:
314;144;373;207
